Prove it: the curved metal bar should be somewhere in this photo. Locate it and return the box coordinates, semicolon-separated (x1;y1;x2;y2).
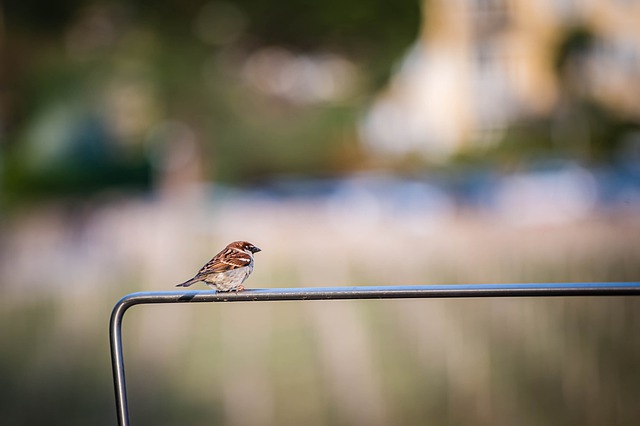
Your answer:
110;282;640;425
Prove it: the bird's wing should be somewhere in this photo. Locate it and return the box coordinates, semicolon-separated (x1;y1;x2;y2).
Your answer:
198;248;252;275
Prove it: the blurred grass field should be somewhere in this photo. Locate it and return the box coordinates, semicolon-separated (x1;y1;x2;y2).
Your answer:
1;195;639;425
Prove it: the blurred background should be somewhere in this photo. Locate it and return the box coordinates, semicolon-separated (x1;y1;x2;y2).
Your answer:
1;0;640;424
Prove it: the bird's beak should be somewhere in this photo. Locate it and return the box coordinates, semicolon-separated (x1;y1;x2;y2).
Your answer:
253;246;262;253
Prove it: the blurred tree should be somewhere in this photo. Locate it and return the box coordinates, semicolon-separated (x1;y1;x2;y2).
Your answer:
1;0;420;198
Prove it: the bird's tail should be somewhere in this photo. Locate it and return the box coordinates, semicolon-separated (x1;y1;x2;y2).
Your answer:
176;277;198;287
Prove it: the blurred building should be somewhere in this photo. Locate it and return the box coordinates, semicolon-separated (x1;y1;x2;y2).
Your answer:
360;0;640;160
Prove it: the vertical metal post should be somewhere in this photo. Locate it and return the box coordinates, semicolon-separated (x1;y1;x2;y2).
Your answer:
109;296;135;426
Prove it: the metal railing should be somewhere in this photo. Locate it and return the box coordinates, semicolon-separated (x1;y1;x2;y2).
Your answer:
109;282;640;425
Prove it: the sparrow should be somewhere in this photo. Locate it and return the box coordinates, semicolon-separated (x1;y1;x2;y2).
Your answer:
176;241;261;292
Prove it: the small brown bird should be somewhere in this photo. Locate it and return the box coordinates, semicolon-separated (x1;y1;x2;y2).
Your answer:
176;241;261;292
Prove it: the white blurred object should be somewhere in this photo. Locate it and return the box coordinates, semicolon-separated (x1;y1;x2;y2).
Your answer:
359;43;473;161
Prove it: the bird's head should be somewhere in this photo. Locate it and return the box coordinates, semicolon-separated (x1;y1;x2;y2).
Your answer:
229;241;262;254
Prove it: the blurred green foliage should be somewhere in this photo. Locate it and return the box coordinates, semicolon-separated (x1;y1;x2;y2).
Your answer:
3;0;639;199
1;0;420;198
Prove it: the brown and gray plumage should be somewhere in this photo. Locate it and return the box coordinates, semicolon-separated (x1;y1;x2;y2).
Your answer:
176;241;261;292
